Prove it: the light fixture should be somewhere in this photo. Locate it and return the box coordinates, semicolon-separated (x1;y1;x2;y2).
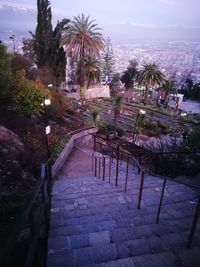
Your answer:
181;112;187;117
44;98;51;106
139;109;146;114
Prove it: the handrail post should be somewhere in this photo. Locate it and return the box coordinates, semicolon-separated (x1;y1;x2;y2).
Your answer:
156;178;167;223
115;145;120;186
187;196;200;248
138;171;145;209
98;157;101;178
103;157;106;181
109;156;112;183
94;135;96;152
125;154;129;192
92;153;94;172
95;156;97;177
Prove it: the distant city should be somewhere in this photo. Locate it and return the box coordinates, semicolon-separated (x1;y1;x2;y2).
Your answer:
1;3;200;88
113;41;200;87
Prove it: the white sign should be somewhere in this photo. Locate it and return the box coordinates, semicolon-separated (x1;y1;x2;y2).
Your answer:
45;125;50;135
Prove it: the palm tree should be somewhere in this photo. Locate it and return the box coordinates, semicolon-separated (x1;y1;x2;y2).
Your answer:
113;95;123;138
90;108;99;126
137;63;165;105
84;56;102;88
161;79;174;106
60;13;105;88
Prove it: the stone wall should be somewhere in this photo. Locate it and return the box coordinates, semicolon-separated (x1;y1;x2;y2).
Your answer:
66;85;110;100
52;127;97;177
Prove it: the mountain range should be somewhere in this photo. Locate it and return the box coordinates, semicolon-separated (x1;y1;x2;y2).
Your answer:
1;3;200;44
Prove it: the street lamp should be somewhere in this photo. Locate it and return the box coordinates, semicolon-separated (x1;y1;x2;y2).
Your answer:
42;97;51;160
133;109;146;144
180;112;187;139
9;34;16;53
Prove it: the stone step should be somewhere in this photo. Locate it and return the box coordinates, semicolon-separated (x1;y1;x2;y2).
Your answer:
47;149;200;267
94;247;200;267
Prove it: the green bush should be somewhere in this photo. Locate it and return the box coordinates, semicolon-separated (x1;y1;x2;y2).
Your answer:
157;120;171;134
143;119;158;130
13;71;50;115
0;44;14;104
50;134;70;164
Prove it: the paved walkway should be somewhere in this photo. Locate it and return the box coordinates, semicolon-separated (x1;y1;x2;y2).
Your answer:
47;148;200;267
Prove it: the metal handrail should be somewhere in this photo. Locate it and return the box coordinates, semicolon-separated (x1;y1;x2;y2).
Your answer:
0;162;52;267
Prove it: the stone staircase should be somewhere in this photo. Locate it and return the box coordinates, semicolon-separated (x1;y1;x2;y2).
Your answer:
47;148;200;267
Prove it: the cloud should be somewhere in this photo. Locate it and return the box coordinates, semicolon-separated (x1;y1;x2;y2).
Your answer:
0;1;36;10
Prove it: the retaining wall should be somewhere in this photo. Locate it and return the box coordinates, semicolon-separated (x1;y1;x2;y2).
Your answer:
52;127;97;177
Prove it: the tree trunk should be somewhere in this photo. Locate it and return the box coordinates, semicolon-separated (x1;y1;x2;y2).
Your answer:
79;58;85;88
144;85;149;105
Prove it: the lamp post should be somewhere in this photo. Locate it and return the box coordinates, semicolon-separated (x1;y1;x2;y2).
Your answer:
180;112;187;139
9;34;16;53
133;109;145;144
42;97;51;160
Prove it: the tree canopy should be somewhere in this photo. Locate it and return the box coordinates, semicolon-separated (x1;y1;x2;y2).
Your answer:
137;63;165;104
61;13;105;88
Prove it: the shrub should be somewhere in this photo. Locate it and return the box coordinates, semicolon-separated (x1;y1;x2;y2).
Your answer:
13;70;50;115
50;134;70;164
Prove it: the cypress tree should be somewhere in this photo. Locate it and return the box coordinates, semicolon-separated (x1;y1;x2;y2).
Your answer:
34;0;52;68
51;19;69;85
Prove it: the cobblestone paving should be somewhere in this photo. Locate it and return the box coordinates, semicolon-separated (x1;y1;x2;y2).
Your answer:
47;148;200;267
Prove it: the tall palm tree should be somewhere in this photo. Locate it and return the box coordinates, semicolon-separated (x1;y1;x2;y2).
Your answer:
60;13;105;88
161;79;174;106
137;63;165;105
84;56;102;88
113;95;123;138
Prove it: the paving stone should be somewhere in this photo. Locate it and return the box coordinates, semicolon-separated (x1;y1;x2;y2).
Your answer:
80;215;96;224
161;232;186;248
66;217;80;226
118;195;127;204
92;244;118;264
77;198;89;205
146;236;166;253
47;249;76;267
128;239;150;256
70;234;90;249
48;236;71;251
110;229;128;243
65;204;75;211
133;251;178;267
126;228;140;240
103;258;136;266
50;207;60;213
133;217;146;226
95;214;112;222
82;223;100;233
137;225;153;237
47;148;199;266
89;231;111;246
175;247;200;267
75;247;94;266
99;220;117;231
116;243;130;259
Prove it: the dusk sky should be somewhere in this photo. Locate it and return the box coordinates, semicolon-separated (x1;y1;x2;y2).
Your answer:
1;0;200;28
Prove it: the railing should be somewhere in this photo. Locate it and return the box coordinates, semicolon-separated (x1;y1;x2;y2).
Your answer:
0;162;52;267
92;133;200;248
92;134;145;206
